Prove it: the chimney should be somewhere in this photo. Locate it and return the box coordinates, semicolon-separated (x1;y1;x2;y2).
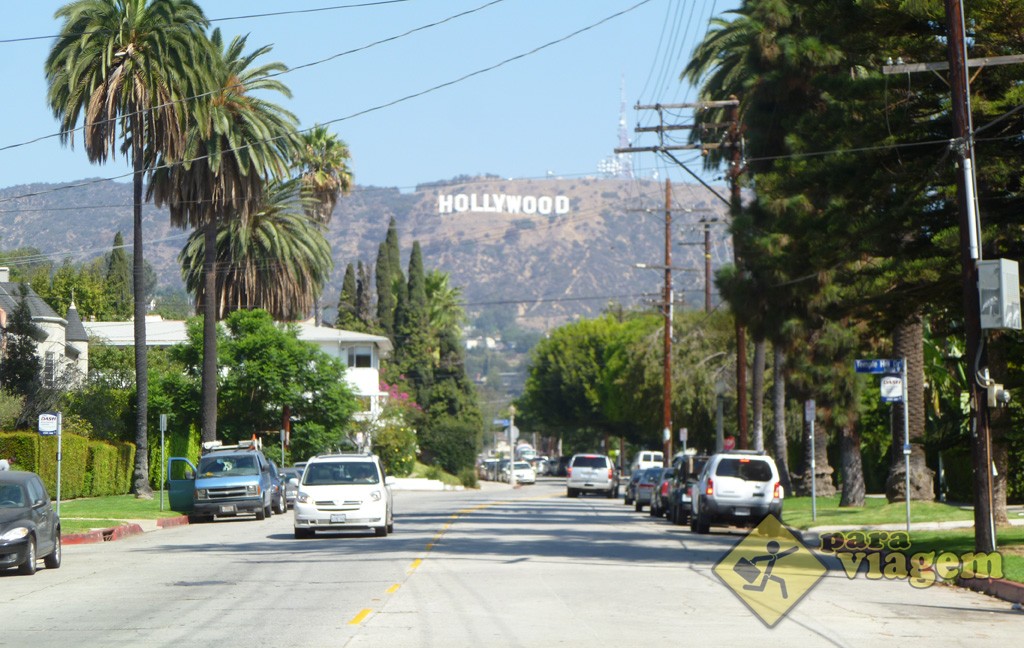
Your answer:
0;267;8;282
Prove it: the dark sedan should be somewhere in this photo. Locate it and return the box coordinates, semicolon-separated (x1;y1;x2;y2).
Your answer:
0;470;61;575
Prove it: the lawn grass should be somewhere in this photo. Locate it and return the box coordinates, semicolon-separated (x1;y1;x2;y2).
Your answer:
409;461;461;486
783;495;974;529
59;494;183;534
900;527;1024;584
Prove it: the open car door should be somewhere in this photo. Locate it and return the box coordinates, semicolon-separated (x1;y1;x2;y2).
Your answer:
167;457;197;512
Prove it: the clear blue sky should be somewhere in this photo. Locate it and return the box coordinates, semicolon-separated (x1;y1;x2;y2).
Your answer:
1;0;738;192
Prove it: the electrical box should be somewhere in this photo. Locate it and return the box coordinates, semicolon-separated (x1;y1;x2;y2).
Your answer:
978;259;1022;330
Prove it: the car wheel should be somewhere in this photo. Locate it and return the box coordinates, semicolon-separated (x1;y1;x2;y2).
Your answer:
18;537;37;575
624;496;633;505
274;494;286;515
43;532;61;569
606;487;615;499
256;504;267;521
635;501;643;512
649;503;657;517
294;527;314;539
374;524;388;537
387;522;394;533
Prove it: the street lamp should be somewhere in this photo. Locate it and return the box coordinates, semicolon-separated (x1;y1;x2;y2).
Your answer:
508;405;517;488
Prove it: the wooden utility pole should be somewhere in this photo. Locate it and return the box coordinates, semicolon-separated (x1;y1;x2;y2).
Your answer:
945;0;995;553
663;180;673;461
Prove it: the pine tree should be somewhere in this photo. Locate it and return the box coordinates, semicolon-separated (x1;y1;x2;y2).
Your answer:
395;242;433;408
105;231;133;320
375;242;395;336
356;261;374;327
0;284;42;398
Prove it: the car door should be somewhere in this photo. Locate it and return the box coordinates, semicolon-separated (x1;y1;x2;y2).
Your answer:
26;476;56;556
167;457;197;512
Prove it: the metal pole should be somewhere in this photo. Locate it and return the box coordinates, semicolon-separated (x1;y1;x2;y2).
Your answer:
903;357;911;533
663;179;673;460
704;221;712;313
715;395;724;453
509;406;517;488
160;414;167;512
281;428;286;466
56;412;62;518
810;414;817;522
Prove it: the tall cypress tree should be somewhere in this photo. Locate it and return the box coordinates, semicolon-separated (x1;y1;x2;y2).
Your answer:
395;242;433;407
375;242;395;336
105;231;132;320
335;263;358;330
356;260;374;328
384;216;402;285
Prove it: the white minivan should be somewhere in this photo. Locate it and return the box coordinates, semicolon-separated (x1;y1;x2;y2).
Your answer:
630;450;664;474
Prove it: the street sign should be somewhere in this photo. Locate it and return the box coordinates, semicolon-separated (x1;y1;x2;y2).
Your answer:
493;418;510;427
723;436;736;451
855;359;903;374
880;375;904;403
804;399;816;423
38;412;59;436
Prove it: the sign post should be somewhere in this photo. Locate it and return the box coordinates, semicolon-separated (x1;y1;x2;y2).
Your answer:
856;358;911;532
159;414;167;511
805;399;816;521
38;412;62;516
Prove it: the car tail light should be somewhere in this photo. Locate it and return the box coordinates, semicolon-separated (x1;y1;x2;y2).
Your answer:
661;482;669;496
685;485;692;496
567;467;572;477
608;468;614;480
705;478;714;496
773;481;781;498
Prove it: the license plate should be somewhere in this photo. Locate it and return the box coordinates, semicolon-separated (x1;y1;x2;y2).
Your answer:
735;507;750;516
330;513;346;523
219;504;235;514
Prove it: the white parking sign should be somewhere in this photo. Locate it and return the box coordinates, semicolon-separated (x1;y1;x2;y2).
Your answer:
38;412;59;436
880;375;903;403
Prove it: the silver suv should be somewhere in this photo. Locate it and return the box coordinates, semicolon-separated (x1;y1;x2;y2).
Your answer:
690;451;782;534
566;454;619;498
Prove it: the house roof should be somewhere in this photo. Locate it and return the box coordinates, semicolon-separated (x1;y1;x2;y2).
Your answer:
0;282;61;322
83;315;393;355
64;302;89;343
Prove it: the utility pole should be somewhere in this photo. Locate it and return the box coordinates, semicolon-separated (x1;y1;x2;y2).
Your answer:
946;0;994;553
704;219;713;313
663;180;673;461
882;0;1001;554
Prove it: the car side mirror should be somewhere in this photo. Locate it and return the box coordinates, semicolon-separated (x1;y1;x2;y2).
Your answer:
288;478;299;485
384;476;396;486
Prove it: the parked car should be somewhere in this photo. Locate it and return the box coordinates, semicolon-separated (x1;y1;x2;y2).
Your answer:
690;451;783;534
479;458;499;481
649;467;676;518
668;454;709;525
630;450;665;474
268;460;288;515
167;440;276;522
552;455;572;477
280;467;303;508
566;454;619;498
0;470;61;575
503;461;536;484
633;467;662;512
293;453;395;538
623;471;642;506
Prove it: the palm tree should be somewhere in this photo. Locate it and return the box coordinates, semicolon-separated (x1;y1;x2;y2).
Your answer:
149;28;299;442
45;0;209;497
178;178;333;321
294;124;353;225
424;270;465;340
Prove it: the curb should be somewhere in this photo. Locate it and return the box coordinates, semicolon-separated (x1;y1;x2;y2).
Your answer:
958;576;1024;605
62;515;187;545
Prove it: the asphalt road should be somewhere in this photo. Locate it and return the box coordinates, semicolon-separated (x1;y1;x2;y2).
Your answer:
0;478;1020;647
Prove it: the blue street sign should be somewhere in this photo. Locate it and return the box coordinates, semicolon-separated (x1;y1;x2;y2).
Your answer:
854;359;903;374
492;418;510;427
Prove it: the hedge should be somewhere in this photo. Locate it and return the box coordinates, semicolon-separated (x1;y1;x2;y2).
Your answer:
0;430;135;499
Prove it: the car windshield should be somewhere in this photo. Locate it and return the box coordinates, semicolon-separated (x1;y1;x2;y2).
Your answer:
304;462;379;485
198;454;259;477
514;462;531;470
572;456;606;469
715;458;772;482
0;483;26;507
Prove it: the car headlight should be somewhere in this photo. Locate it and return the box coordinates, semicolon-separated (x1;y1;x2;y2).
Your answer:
195;489;208;500
296;491;312;504
0;527;29;542
370;490;382;502
246;484;260;496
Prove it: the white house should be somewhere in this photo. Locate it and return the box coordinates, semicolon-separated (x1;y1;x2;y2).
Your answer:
83;315;393;422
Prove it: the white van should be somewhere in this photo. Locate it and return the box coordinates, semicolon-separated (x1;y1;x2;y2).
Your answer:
630;450;664;474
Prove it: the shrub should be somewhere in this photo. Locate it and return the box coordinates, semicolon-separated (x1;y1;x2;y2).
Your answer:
457;467;478;489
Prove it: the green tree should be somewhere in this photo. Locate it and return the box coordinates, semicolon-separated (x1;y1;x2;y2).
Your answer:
177;178;332;321
149;28;299;443
375;241;396;336
46;0;209;497
335;263;359;330
356;261;375;329
0;284;42;403
105;232;133;320
294;124;353;225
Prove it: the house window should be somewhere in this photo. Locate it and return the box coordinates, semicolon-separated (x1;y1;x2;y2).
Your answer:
347;346;373;368
44;352;55;386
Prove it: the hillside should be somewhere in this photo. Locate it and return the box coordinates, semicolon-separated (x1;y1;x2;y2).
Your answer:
0;176;734;331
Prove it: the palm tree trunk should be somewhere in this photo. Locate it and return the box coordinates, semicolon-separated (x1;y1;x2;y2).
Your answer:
751;338;766;451
839;418;865;507
885;314;934;502
130;132;152;498
201;219;219;443
771;345;792;495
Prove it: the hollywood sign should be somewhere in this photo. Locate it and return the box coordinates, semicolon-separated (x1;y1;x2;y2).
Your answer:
437;193;570;215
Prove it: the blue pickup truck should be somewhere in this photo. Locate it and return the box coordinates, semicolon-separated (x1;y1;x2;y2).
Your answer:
168;441;276;522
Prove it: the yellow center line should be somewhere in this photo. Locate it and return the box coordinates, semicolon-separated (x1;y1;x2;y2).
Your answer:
386;584;401;595
409;558;423;571
348;608;373;625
